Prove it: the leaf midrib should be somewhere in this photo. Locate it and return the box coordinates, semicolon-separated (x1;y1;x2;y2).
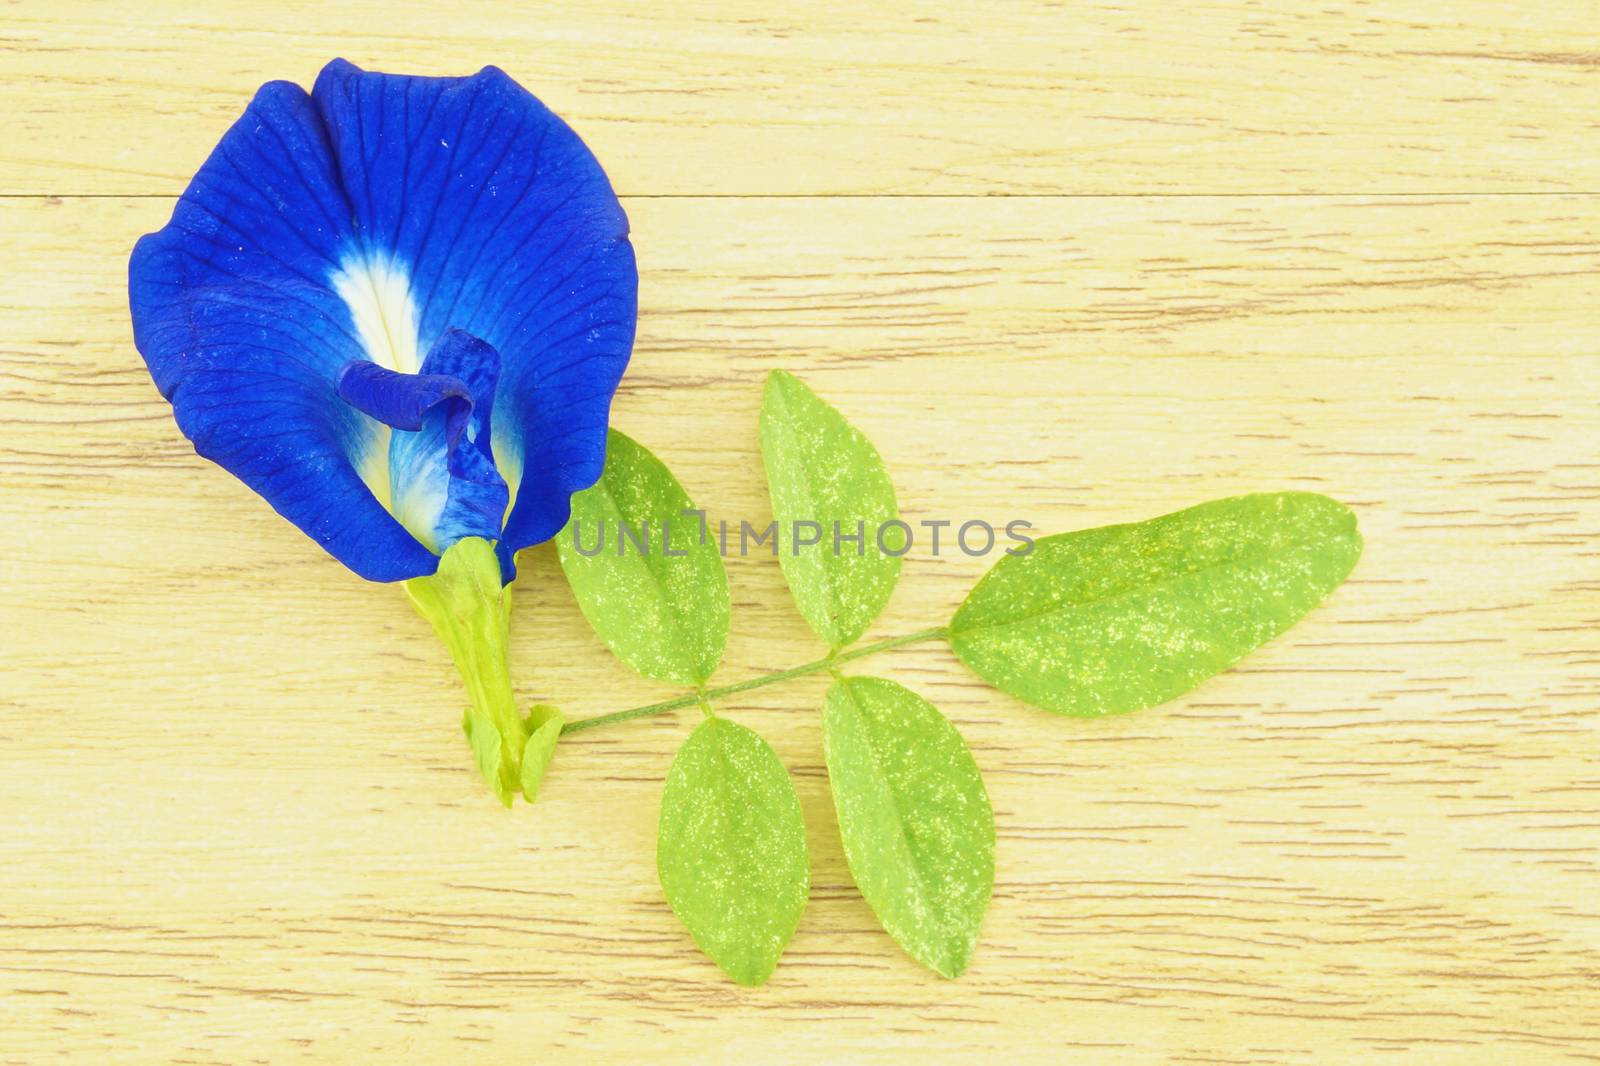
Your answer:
833;682;952;965
951;527;1353;639
765;385;848;643
597;472;709;682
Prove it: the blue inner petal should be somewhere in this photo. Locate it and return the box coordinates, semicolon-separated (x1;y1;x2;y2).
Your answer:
336;330;508;553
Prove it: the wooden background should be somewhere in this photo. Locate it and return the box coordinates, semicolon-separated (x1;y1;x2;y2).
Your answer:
3;2;1597;1062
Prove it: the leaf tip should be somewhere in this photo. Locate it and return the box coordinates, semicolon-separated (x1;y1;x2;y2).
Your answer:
725;959;778;988
762;368;810;409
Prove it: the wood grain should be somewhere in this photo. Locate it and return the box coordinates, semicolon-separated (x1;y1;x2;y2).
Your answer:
4;7;1600;1064
4;0;1600;196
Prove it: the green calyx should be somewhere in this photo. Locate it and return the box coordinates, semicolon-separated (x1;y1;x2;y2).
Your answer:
405;537;562;807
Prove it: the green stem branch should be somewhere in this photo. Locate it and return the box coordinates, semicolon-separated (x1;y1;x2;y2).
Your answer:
561;626;950;735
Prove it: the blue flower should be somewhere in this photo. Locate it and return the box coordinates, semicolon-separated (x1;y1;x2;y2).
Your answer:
129;60;637;805
129;59;637;583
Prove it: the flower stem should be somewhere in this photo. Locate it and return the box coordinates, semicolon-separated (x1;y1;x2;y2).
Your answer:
561;626;950;735
406;537;531;806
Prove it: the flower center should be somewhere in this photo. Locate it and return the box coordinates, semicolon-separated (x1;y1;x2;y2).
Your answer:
330;251;514;555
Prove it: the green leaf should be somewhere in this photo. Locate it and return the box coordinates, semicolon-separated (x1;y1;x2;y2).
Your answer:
657;717;809;986
558;429;730;686
823;676;994;978
949;492;1363;716
760;370;903;648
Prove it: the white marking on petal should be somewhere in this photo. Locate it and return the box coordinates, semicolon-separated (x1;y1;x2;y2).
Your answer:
389;427;449;554
330;250;427;529
331;250;422;373
493;421;523;526
350;429;393;512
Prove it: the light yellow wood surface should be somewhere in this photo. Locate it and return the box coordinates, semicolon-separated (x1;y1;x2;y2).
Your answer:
2;3;1598;1063
7;1;1600;196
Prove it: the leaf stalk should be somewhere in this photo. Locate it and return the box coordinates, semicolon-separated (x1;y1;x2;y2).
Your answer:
561;626;949;734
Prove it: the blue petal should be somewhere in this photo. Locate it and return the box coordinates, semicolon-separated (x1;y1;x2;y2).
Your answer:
129;60;637;582
310;60;637;565
129;81;438;582
337;330;509;554
337;360;470;431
